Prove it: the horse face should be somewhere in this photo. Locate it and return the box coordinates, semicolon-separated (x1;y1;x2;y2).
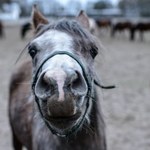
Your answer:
28;6;98;136
29;29;92;135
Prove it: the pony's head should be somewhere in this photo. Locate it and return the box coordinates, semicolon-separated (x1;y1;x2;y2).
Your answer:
29;6;99;136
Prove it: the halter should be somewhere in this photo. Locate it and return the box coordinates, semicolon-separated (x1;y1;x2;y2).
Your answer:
32;51;115;137
32;51;93;137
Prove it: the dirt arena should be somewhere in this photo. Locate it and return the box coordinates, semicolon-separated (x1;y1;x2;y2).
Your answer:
0;24;150;150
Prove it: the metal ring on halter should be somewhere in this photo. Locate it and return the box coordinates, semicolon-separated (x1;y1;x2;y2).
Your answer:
32;51;93;137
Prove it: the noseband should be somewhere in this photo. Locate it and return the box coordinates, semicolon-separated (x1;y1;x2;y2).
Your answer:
32;51;93;93
32;51;115;137
32;51;94;137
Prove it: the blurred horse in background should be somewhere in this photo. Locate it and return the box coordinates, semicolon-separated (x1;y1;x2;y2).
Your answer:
89;18;99;36
96;19;111;30
96;19;111;35
111;21;132;38
0;20;4;38
130;22;150;41
20;22;32;39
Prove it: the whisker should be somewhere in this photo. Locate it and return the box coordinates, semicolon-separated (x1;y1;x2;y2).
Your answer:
16;82;32;85
15;42;31;65
83;121;95;135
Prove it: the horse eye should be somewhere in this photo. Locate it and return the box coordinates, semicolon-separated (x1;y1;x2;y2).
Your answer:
90;48;98;59
28;44;38;59
28;48;37;59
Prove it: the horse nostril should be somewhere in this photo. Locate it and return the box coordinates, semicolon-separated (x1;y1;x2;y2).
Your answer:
43;72;56;87
69;71;87;94
34;72;57;99
71;71;80;89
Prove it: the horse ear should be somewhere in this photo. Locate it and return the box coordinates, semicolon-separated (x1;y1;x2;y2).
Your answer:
76;10;90;29
32;4;49;29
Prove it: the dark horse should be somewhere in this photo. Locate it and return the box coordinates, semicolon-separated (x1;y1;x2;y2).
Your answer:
0;20;4;38
111;21;132;38
9;6;109;150
130;22;150;41
20;22;32;39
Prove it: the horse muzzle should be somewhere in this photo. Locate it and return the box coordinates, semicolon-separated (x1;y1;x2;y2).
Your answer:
32;51;93;136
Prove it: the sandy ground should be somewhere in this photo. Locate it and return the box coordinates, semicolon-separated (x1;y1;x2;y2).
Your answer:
0;26;150;150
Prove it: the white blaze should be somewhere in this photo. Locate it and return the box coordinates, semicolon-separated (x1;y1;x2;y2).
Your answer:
34;30;83;101
33;30;73;53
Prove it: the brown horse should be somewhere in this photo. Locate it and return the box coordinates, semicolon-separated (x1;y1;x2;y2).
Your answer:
130;22;150;41
9;6;108;150
111;21;132;38
96;19;111;29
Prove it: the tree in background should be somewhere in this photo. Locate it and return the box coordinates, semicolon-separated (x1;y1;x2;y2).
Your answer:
118;0;150;16
0;0;11;3
137;0;150;16
0;0;11;9
94;0;113;10
118;0;126;12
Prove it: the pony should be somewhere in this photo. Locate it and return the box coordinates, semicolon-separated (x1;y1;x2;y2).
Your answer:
9;6;110;150
130;22;150;41
20;22;32;39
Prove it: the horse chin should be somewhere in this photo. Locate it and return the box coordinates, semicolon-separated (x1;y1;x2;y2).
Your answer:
44;109;86;136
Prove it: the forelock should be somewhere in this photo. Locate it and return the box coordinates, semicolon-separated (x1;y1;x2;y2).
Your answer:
35;19;98;48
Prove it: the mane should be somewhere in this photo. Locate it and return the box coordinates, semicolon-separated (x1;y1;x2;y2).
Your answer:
35;19;91;38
